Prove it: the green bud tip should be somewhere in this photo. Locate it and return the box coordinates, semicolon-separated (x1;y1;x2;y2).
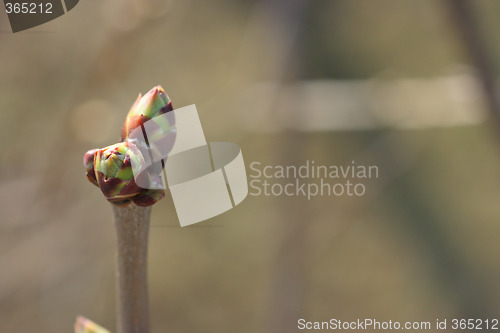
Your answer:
121;85;173;141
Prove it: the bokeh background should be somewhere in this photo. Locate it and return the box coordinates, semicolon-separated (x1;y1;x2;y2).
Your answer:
2;0;500;332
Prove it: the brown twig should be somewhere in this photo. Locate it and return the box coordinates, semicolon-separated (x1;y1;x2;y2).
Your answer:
112;204;151;333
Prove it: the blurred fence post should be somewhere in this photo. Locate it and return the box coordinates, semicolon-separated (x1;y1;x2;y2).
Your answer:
259;0;311;332
446;0;500;137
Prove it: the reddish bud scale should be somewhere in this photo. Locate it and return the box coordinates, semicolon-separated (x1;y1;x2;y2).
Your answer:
83;85;172;207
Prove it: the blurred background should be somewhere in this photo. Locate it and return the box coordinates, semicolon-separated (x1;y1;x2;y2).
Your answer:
2;0;500;332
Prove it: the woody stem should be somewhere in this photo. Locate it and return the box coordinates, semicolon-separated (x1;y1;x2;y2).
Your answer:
112;204;151;333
